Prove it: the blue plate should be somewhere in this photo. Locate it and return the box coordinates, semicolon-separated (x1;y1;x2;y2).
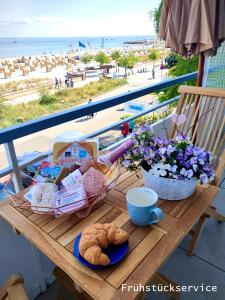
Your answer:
74;233;129;269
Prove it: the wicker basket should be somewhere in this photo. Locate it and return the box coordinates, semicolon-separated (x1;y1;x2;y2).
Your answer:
4;163;120;218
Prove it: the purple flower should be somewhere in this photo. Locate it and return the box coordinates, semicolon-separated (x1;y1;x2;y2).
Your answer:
190;157;197;165
182;161;191;168
176;152;183;161
187;169;194;179
171;165;177;173
159;147;166;155
180;168;188;177
193;164;198;172
198;158;205;165
166;144;175;155
200;173;209;184
122;160;130;168
185;146;193;156
203;164;212;172
176;135;187;141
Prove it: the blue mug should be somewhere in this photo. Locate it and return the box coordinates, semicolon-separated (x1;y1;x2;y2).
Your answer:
126;187;163;227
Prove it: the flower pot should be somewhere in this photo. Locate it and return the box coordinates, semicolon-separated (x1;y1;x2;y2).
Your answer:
142;168;196;200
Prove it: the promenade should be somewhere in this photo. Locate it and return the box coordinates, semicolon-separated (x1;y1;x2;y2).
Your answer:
0;67;167;170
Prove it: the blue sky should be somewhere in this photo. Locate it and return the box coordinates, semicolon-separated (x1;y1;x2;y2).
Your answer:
0;0;161;37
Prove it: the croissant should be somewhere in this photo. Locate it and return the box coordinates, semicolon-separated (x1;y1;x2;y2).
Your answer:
79;223;129;265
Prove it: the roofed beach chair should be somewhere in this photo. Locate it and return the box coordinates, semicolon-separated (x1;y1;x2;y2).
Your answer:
169;85;225;256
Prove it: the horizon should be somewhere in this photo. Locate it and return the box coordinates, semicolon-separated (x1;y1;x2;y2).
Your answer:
0;0;160;37
0;34;154;38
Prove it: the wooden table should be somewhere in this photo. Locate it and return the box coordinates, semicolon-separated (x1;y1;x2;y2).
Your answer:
0;170;218;300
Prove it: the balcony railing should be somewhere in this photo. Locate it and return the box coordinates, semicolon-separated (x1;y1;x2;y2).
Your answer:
0;72;198;192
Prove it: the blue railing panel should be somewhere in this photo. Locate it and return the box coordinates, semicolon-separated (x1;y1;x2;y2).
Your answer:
0;72;197;144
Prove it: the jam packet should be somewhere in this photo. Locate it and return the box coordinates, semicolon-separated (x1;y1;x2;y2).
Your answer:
55;184;87;216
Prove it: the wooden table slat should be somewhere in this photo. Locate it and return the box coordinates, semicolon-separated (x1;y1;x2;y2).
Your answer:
106;228;165;289
96;225;152;279
115;172;141;192
42;214;71;233
49;215;81;240
57;204;112;246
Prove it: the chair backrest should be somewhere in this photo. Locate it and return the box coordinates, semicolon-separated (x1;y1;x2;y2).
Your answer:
0;274;28;300
170;85;225;185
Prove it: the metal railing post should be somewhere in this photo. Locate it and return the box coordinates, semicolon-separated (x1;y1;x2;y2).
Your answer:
4;141;23;192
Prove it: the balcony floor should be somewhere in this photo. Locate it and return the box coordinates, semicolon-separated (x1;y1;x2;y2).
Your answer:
36;184;225;300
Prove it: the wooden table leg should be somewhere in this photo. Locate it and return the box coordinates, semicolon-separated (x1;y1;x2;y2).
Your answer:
53;267;93;300
136;272;180;300
151;273;180;300
187;214;207;256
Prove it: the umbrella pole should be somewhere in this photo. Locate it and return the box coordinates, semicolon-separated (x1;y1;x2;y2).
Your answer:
192;53;205;143
197;53;205;87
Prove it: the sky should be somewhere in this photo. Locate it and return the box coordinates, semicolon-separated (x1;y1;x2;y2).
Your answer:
0;0;161;37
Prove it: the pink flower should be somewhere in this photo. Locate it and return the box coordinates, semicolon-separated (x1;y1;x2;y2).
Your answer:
171;114;186;126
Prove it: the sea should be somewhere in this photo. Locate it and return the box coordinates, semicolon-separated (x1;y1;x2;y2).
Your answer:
0;35;154;58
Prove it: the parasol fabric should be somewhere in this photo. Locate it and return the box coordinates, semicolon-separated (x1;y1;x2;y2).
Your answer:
160;0;225;58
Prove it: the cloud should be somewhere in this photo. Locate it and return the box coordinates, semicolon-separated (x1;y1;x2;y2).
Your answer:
0;16;63;26
35;16;63;24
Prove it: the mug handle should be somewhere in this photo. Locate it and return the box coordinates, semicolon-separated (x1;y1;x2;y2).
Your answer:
149;207;164;224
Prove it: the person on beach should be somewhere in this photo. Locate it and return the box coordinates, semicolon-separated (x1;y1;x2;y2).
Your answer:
152;69;155;79
121;123;129;138
55;77;59;88
59;78;62;87
65;79;69;87
88;99;94;119
70;79;74;88
129;119;135;134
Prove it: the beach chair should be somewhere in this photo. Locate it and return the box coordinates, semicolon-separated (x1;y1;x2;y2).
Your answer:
170;85;225;255
7;63;13;68
30;65;36;72
0;274;28;300
19;63;25;70
66;63;73;71
46;65;52;72
3;70;11;78
9;67;15;73
22;68;29;76
13;64;19;70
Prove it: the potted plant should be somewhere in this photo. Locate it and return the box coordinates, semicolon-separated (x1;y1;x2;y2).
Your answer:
121;125;215;200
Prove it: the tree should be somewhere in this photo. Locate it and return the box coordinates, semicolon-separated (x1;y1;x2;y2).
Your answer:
95;51;110;65
165;53;178;68
111;50;121;62
118;53;138;76
148;49;161;78
80;54;93;66
153;0;163;35
158;55;199;103
111;50;121;73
